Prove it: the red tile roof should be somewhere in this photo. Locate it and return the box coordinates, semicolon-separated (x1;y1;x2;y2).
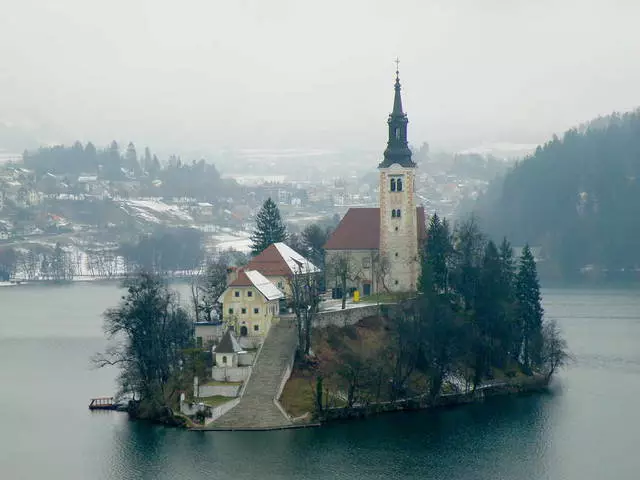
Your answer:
324;206;426;250
244;243;290;277
228;270;253;287
324;208;380;250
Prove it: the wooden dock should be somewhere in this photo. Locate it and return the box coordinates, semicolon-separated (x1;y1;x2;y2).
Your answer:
88;397;119;410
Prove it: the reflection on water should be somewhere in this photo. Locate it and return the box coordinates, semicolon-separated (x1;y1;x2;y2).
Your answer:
1;285;640;479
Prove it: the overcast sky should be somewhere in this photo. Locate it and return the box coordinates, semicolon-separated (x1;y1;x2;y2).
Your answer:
1;0;640;153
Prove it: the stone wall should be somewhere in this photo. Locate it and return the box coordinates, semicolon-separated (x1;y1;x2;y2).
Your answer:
318;376;550;423
238;351;255;366
238;336;263;349
179;394;240;423
211;366;251;382
314;304;381;328
198;384;241;398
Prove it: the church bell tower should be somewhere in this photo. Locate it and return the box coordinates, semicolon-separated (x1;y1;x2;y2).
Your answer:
378;64;419;292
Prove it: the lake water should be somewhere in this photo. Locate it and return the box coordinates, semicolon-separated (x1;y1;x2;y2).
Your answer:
1;283;640;479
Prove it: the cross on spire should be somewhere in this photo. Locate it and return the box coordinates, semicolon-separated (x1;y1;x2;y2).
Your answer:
394;57;400;77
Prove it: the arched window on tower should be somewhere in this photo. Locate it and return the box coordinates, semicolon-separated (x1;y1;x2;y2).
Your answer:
390;178;396;192
397;178;403;192
395;127;401;140
397;209;401;218
391;209;396;218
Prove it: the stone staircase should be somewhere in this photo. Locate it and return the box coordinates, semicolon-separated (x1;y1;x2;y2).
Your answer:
213;317;297;429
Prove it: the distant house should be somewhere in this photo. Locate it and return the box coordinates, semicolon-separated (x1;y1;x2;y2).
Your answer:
218;269;284;347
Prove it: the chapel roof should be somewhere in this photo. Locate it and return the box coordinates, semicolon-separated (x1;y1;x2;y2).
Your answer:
215;329;244;354
324;206;426;251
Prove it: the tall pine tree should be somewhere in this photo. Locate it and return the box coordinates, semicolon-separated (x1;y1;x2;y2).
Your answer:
420;213;453;294
516;245;544;370
250;198;287;255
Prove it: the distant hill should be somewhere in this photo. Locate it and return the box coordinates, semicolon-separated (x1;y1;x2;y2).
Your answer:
475;109;640;282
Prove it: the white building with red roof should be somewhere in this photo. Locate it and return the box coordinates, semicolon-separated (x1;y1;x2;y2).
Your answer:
220;243;319;345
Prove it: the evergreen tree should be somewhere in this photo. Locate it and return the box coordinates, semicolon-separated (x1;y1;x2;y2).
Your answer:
420;213;453;294
125;142;140;175
498;237;519;360
85;141;97;169
301;223;330;269
450;216;485;310
515;245;544;369
250;197;287;255
143;147;152;173
150;154;161;177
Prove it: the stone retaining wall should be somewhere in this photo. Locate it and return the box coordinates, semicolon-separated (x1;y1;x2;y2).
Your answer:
238;352;255;366
199;384;241;398
211;366;251;382
314;304;381;328
319;376;549;423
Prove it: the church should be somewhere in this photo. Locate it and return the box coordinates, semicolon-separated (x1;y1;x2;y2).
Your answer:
324;68;426;295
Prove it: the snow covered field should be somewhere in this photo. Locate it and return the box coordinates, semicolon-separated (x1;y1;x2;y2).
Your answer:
118;199;193;224
211;231;252;253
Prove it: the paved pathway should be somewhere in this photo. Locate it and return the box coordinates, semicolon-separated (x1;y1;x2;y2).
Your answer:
213;317;297;429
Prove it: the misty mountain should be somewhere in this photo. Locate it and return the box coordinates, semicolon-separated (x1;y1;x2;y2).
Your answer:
475;109;640;281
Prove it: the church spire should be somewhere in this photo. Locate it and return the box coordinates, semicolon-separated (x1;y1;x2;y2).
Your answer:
379;60;415;169
391;61;404;117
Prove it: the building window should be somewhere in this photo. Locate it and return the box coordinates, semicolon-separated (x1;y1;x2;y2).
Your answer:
395;280;399;285
390;178;396;192
247;290;253;297
362;257;371;269
228;308;234;315
395;252;399;257
396;209;401;217
234;291;240;297
254;307;259;314
397;178;403;192
277;281;284;289
395;127;401;140
254;324;260;332
391;209;396;218
395;227;399;232
241;307;247;314
222;355;227;365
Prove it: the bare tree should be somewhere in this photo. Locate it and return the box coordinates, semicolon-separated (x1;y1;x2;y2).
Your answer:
541;319;572;382
20;250;39;280
371;252;391;294
327;252;361;310
288;264;321;355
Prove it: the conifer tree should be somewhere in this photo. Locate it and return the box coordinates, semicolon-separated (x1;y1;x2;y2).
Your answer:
516;245;544;370
498;237;519;360
420;213;453;294
250;198;287;255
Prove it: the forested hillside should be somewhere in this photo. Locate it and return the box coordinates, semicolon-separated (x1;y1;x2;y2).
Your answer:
475;109;640;281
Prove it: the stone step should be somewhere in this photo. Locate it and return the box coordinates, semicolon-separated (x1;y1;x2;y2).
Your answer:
213;317;298;428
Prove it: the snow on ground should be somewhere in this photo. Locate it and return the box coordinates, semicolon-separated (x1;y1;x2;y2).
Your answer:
212;231;252;253
119;199;193;224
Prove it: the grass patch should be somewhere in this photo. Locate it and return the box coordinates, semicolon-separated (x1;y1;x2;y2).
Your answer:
196;395;233;407
280;372;316;418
